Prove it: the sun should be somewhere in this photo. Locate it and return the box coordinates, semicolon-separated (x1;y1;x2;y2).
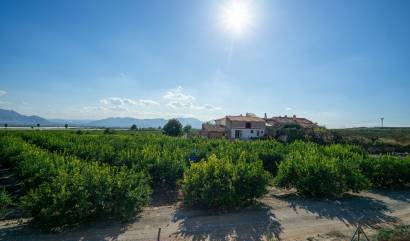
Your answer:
221;0;253;36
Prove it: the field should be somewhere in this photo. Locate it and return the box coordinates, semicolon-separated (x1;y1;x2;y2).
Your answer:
332;128;410;145
331;127;410;154
1;130;410;240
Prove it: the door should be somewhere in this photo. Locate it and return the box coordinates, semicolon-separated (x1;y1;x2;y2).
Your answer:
235;130;241;139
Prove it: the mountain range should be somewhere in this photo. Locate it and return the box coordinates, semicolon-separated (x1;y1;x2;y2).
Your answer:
0;108;203;129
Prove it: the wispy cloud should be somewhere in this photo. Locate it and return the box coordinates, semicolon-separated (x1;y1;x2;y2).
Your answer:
75;86;222;120
163;86;221;111
285;107;292;111
0;90;7;97
99;97;159;111
163;86;195;109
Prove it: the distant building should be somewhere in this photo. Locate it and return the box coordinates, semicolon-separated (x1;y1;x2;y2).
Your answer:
200;113;318;140
199;123;227;138
201;113;266;140
265;115;318;129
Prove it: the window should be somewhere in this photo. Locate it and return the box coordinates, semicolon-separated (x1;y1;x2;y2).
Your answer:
245;122;251;128
250;130;254;133
257;130;260;136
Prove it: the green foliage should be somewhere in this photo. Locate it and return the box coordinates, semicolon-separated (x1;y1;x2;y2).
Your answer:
373;225;410;241
0;186;12;218
274;123;305;143
183;124;192;134
183;154;270;208
138;145;186;188
0;134;151;230
21;164;151;230
267;124;334;145
331;127;410;154
163;119;183;136
130;124;137;131
274;142;371;197
103;128;115;134
359;155;410;188
1;129;409;229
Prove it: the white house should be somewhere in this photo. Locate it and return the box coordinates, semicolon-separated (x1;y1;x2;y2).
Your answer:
214;114;266;140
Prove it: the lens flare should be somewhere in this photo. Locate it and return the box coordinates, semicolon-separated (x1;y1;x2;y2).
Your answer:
221;0;253;36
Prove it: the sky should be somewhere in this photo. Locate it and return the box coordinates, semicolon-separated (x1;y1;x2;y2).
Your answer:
0;0;410;128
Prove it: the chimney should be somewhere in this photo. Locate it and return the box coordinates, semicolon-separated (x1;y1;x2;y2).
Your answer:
264;113;267;119
293;115;296;119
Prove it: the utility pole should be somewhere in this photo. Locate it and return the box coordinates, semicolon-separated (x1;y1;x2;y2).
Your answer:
380;117;384;128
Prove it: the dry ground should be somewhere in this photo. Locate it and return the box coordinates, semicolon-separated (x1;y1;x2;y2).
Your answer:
1;188;409;241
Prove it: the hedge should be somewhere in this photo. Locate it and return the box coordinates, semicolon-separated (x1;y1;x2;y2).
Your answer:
183;154;270;208
274;142;371;197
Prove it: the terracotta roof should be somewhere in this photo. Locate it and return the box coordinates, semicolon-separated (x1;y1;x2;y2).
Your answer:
202;123;226;132
226;116;266;122
266;116;317;128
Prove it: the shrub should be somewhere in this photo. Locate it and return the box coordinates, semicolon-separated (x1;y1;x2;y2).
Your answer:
183;154;270;208
108;167;152;219
0;135;151;230
21;163;151;230
359;155;410;188
373;225;410;241
274;142;370;197
140;146;186;188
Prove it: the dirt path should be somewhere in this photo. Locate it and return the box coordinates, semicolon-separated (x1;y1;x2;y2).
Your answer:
1;189;409;241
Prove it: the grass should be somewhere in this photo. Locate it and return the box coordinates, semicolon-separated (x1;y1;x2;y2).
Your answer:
331;127;410;146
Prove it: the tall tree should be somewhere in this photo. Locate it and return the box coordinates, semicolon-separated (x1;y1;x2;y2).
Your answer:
130;124;137;131
163;119;183;136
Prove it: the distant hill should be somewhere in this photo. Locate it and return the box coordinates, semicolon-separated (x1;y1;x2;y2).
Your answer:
87;117;203;129
48;119;94;126
0;108;203;129
0;109;51;126
87;117;166;128
177;118;203;129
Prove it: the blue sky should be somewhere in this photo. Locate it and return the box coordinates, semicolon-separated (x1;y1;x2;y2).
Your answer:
0;0;409;128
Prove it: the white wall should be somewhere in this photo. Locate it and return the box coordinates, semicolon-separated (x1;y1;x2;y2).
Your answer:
229;128;265;140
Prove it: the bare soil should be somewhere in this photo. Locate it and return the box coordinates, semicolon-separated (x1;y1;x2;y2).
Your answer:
1;188;409;241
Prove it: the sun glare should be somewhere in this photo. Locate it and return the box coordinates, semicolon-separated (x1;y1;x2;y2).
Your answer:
221;0;253;36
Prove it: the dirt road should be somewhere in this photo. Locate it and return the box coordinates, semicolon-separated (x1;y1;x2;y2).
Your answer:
1;188;409;241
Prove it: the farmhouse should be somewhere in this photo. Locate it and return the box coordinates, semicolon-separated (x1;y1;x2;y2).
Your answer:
200;113;318;140
201;113;266;140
